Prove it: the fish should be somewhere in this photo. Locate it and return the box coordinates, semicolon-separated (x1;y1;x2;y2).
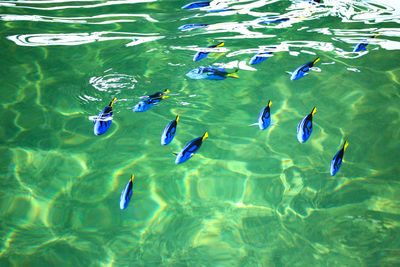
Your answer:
330;141;348;176
120;174;134;210
132;89;170;112
353;34;380;52
186;66;239;80
182;1;211;9
287;57;320;80
161;115;179;145
93;97;117;136
193;42;224;62
174;132;208;164
207;8;235;13
297;107;316;143
249;51;273;65
258;16;290;25
178;23;209;31
250;100;272;130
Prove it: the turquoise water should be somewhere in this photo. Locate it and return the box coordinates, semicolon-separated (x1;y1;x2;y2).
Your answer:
1;0;400;266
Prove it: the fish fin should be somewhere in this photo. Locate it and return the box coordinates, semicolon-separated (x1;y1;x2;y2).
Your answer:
372;33;380;38
175;115;180;122
130;174;134;183
216;42;224;47
164;89;170;94
202;131;208;141
110;97;117;107
304;73;309;76
312;57;320;66
286;71;292;75
249;123;258;126
343;141;349;151
268;100;271;107
311;106;317;116
173;152;178;156
362;47;367;51
226;72;239;78
161;95;171;99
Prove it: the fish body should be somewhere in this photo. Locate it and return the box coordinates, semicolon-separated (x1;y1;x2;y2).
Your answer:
249;51;273;65
161;115;179;145
186;66;238;80
182;1;211;9
297;107;316;143
120;174;134;210
289;57;320;80
178;23;209;31
330;141;348;176
175;132;208;164
251;100;272;130
258;16;289;24
193;42;224;62
133;89;170;112
93;98;116;135
353;34;380;52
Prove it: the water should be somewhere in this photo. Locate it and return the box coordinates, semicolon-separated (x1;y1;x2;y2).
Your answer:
1;0;400;266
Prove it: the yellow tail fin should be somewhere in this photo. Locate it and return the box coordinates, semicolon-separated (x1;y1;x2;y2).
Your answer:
202;131;209;141
313;57;320;65
175;115;180;122
110;97;117;107
373;33;380;38
311;106;317;116
343;141;348;151
268;100;272;107
216;42;224;47
130;174;134;183
164;89;171;94
161;95;171;99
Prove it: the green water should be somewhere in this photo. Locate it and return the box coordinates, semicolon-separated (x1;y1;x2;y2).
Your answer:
1;0;400;266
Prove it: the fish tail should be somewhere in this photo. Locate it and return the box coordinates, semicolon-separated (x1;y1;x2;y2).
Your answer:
343;141;349;151
216;42;225;47
311;106;317;116
202;131;209;141
227;69;239;78
175;115;180;122
110;97;117;107
268;100;272;107
130;174;134;183
164;89;171;94
372;33;380;38
312;57;320;66
161;95;171;99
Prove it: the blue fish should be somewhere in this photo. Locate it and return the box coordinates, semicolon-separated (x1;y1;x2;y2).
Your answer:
161;115;179;145
120;174;134;210
174;132;208;164
330;141;348;176
353;34;380;52
297;107;316;143
288;57;320;80
193;42;224;62
178;23;209;31
186;66;239;80
182;1;211;9
258;16;290;25
249;51;273;65
250;100;272;130
132;89;170;112
93;97;116;136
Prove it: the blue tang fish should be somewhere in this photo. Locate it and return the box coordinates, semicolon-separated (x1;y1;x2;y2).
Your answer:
178;23;209;31
93;97;116;136
132;89;170;112
193;42;224;62
120;174;134;210
297;107;316;143
258;16;290;25
288;57;320;80
353;34;380;52
186;66;239;80
174;132;208;164
249;51;273;65
250;100;272;130
330;141;348;176
182;1;211;9
161;115;179;145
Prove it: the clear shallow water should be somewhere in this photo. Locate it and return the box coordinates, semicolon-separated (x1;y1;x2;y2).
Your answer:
1;0;400;266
